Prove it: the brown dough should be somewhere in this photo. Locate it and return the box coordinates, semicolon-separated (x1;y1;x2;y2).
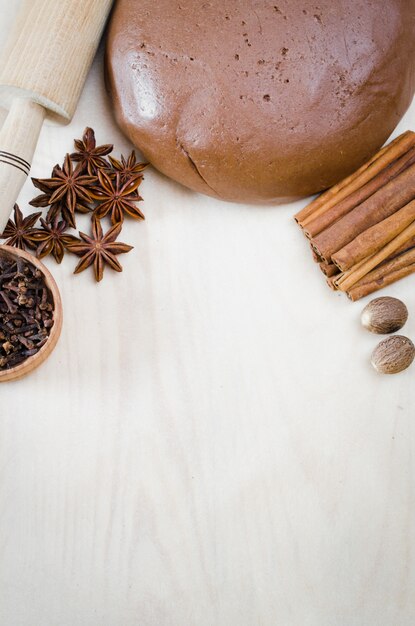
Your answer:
105;0;415;204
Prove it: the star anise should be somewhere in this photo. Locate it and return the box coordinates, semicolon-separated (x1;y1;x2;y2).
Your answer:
31;194;91;230
30;165;61;211
89;170;145;224
31;154;96;228
0;204;41;250
42;200;65;225
29;190;53;208
30;217;79;264
108;150;148;184
30;167;76;227
65;218;133;282
71;127;113;175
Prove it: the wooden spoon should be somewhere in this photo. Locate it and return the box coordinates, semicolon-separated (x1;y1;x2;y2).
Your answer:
0;246;62;382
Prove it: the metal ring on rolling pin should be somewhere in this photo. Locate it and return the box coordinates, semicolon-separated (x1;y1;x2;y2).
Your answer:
0;151;30;175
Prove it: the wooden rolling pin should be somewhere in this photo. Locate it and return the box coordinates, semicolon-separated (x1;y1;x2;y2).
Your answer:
0;0;113;231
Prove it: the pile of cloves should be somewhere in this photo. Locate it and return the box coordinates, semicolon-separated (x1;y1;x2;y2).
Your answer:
0;253;54;370
361;296;415;374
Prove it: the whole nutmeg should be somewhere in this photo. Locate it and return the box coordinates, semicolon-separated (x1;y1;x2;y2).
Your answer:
371;335;415;374
361;296;408;334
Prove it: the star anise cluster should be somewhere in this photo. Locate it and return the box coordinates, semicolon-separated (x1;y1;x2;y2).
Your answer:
0;128;148;281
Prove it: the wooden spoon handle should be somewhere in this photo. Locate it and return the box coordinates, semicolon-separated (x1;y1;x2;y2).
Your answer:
0;97;45;231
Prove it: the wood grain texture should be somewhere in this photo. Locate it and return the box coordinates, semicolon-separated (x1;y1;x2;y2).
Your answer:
1;2;415;625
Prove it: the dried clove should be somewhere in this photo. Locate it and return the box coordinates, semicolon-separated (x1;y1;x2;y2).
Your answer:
0;252;54;370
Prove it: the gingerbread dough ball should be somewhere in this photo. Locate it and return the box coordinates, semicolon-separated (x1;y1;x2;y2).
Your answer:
106;0;415;203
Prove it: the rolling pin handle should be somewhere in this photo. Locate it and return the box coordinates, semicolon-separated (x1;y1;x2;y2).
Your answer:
0;97;46;232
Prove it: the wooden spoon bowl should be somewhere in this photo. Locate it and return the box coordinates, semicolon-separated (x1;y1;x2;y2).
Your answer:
0;245;62;382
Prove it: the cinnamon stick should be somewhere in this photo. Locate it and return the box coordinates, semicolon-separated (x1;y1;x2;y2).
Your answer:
347;247;415;300
383;234;415;260
319;261;339;277
295;130;415;300
311;161;415;262
311;245;321;263
336;220;415;292
347;264;415;300
326;275;339;290
353;246;415;284
303;145;415;238
331;199;415;271
294;131;415;225
334;235;415;285
333;257;367;289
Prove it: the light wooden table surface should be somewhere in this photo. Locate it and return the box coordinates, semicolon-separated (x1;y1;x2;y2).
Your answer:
1;2;415;625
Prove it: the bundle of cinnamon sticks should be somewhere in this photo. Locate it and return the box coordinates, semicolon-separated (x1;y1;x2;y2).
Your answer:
294;131;415;301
